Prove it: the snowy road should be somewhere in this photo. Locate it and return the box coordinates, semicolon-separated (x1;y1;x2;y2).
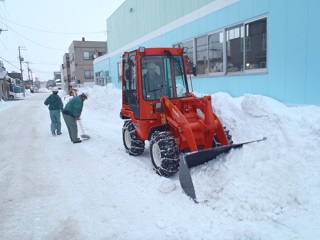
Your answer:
1;88;320;240
0;93;199;239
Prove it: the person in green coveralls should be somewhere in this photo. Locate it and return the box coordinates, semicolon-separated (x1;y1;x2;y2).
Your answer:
62;92;88;143
44;87;63;136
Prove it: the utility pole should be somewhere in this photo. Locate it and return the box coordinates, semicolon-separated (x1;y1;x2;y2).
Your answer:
18;46;24;81
25;61;33;86
25;61;31;80
30;69;33;81
18;46;27;96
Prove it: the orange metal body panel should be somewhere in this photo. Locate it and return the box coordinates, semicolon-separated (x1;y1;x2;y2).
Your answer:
161;95;229;152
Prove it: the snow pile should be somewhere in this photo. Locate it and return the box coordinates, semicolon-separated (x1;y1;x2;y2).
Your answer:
78;84;122;114
192;92;320;224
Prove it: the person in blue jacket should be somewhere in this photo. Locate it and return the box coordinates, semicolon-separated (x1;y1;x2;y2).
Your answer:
62;92;88;143
44;87;63;136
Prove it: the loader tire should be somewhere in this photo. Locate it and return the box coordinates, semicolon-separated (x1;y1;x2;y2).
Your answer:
213;127;233;147
150;131;180;177
122;121;145;156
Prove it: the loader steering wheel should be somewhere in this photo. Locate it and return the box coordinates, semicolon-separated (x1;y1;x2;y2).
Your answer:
149;86;164;93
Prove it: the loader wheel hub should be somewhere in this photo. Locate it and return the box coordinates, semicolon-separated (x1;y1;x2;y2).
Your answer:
122;121;145;156
124;129;131;148
152;143;162;167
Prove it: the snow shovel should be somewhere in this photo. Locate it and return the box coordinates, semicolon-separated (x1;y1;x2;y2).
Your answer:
78;119;90;139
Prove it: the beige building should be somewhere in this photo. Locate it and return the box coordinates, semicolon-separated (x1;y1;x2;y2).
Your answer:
68;38;106;88
61;53;71;92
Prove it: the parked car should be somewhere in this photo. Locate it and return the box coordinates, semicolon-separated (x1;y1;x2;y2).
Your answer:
30;85;39;93
8;91;16;100
55;79;62;90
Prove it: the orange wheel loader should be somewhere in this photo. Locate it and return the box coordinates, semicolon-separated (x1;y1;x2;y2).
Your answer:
120;47;266;201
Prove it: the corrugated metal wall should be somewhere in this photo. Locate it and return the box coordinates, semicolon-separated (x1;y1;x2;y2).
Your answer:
107;0;216;52
95;0;320;105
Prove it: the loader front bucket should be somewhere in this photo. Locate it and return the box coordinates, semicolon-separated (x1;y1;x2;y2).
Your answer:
179;137;267;202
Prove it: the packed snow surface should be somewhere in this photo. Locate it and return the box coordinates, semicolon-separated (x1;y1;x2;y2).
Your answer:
0;85;319;239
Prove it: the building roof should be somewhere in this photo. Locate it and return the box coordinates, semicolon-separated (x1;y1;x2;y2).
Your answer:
8;72;22;79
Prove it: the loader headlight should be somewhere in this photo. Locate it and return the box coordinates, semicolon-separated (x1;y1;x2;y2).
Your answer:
139;47;145;53
155;102;162;109
183;47;188;53
155;102;163;112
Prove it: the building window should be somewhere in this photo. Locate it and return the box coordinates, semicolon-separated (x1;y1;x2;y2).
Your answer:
83;51;95;60
175;40;194;67
208;31;224;73
226;25;244;72
84;70;94;79
95;71;103;86
245;18;267;70
98;52;105;57
117;62;122;83
195;35;208;75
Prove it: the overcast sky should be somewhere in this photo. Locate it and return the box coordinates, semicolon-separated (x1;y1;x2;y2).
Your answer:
0;0;125;81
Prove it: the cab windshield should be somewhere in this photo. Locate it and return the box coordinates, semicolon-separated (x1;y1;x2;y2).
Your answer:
141;55;188;100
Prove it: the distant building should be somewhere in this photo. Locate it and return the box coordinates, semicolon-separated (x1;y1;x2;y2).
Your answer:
66;37;106;88
61;53;71;92
54;71;61;81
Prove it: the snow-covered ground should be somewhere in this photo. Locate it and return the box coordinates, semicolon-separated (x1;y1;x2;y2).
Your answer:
0;85;320;240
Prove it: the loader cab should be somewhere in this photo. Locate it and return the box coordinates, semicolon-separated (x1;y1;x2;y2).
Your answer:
121;48;189;120
141;52;188;101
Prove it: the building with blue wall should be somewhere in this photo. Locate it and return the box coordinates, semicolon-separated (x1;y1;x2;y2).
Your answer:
94;0;320;105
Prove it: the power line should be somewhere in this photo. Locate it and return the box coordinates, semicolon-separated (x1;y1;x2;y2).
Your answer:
0;16;106;35
0;3;27;49
2;23;66;51
0;38;7;49
32;68;56;74
0;56;21;71
24;61;60;66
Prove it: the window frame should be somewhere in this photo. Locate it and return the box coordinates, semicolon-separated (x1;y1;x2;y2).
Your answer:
83;51;95;60
243;16;268;74
208;29;226;76
84;70;94;79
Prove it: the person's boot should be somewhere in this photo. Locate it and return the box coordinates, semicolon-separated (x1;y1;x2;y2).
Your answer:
52;131;56;136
